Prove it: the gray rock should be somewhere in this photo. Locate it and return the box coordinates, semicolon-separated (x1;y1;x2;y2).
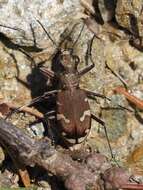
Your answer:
98;0;116;22
116;0;143;37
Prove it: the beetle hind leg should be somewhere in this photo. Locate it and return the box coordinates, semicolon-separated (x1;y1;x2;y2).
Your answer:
43;111;56;145
91;113;115;162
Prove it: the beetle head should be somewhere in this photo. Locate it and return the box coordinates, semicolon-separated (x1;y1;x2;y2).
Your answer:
60;48;80;73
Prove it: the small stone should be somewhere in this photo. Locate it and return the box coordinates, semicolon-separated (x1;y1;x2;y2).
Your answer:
98;0;116;22
27;122;45;138
0;147;5;165
116;0;143;49
38;180;51;189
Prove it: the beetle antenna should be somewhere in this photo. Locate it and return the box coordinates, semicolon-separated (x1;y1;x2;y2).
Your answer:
86;34;96;65
36;20;58;48
72;23;84;48
60;22;84;46
29;23;37;48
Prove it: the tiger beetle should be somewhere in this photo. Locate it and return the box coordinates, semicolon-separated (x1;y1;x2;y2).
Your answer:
5;20;116;159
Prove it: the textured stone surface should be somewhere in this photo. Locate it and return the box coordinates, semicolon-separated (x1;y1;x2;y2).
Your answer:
98;0;116;22
116;0;143;37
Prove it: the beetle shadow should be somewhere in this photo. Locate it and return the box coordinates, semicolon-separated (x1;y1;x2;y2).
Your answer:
0;22;85;140
0;27;57;144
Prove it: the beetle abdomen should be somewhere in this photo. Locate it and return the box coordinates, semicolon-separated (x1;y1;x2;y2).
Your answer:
56;89;91;141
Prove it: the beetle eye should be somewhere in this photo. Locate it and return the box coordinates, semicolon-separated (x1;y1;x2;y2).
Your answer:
73;55;80;64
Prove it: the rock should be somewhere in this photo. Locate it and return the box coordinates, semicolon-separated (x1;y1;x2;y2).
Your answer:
115;0;143;49
116;0;143;36
103;167;130;189
27;122;45;138
38;180;52;189
98;0;116;22
0;0;83;44
0;170;19;188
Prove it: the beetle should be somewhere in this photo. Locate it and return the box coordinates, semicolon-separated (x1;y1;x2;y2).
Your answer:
6;20;114;157
41;47;94;145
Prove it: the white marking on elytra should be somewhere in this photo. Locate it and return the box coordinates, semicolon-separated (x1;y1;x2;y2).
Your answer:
57;114;70;123
57;101;62;106
78;136;86;143
84;98;88;102
62;132;67;136
85;129;90;134
67;138;76;144
70;143;82;151
80;110;91;122
48;116;55;119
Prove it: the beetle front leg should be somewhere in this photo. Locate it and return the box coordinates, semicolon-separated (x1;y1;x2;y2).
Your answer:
5;90;59;119
40;66;55;78
44;110;56;145
78;63;95;76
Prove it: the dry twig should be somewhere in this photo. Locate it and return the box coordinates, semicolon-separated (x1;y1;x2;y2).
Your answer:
0;118;143;189
0;102;43;118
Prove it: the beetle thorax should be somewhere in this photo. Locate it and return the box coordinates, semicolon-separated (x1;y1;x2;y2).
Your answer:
59;49;80;90
61;73;79;89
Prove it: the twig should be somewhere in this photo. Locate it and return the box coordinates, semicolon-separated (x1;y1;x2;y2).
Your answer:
0;118;100;190
7;102;44;118
0;102;44;118
114;86;143;110
0;118;143;189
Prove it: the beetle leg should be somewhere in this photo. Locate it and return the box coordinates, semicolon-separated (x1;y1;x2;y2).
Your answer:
5;90;58;119
91;113;115;161
84;89;133;112
78;63;95;76
44;111;56;145
84;89;111;100
78;35;95;77
40;66;55;78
